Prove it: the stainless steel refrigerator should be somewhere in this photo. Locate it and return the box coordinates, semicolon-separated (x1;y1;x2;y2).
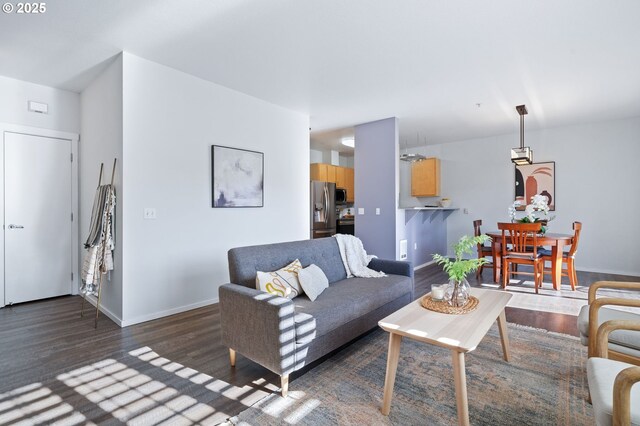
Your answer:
310;181;336;239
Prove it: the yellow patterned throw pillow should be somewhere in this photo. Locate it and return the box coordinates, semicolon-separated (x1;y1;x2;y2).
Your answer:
255;259;304;299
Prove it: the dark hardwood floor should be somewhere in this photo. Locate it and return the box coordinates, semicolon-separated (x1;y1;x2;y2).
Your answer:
0;264;637;423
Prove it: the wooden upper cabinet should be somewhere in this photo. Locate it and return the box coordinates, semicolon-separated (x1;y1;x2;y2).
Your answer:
335;166;346;189
310;163;328;181
344;167;355;202
326;165;337;183
411;157;440;197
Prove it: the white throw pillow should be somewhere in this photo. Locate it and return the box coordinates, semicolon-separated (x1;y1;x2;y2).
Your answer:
256;259;303;299
298;264;329;302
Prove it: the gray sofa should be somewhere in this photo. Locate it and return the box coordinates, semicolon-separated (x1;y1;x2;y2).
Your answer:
219;237;414;396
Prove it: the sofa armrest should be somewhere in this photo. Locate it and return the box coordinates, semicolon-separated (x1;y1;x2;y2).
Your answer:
368;258;413;278
219;283;297;375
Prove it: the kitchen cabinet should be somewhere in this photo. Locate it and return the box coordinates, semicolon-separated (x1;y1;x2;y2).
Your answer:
411;157;440;197
310;163;355;202
310;163;328;181
335;166;346;189
344;167;355;202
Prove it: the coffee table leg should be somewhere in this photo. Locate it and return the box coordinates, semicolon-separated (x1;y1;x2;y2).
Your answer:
381;333;402;416
496;310;511;362
452;350;469;426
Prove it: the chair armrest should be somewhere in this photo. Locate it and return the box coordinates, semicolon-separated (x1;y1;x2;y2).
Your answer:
588;281;640;303
219;283;297;375
588;299;640;357
595;320;640;358
367;258;414;278
613;365;640;426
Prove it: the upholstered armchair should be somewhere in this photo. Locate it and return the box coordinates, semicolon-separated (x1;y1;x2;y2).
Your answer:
577;281;640;364
587;319;640;425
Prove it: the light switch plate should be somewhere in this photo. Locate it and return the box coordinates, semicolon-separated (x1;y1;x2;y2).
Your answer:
358;208;365;215
375;208;381;215
143;208;157;220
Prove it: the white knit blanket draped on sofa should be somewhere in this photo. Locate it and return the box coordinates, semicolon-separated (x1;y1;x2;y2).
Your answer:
333;234;386;278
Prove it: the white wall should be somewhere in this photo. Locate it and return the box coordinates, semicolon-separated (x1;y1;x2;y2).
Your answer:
79;55;124;321
121;53;309;325
310;149;323;163
309;148;354;168
0;75;80;133
400;116;640;276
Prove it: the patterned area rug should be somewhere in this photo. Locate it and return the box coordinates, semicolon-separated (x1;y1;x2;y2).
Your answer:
230;324;592;425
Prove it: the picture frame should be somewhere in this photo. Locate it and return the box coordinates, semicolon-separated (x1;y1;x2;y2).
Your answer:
211;145;264;208
514;161;555;211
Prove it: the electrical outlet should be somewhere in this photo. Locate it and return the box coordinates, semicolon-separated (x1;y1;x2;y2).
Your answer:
463;208;469;214
143;208;157;220
376;208;381;215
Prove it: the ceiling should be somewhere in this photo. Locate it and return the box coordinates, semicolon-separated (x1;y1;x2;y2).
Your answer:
1;0;639;151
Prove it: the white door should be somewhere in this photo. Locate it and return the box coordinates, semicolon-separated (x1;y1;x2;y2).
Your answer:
4;132;73;304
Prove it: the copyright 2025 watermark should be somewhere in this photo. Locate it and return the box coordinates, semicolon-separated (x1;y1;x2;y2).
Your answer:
3;2;47;13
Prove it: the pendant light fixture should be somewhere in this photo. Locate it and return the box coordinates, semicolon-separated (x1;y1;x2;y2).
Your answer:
511;104;533;165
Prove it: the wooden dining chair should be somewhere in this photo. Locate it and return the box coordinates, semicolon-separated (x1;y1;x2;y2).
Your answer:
541;221;582;290
498;222;544;293
473;219;494;279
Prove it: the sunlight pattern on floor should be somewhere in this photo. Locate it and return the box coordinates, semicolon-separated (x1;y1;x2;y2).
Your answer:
481;281;640;316
0;382;94;425
57;357;217;425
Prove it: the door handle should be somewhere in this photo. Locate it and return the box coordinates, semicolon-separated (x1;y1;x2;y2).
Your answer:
8;224;24;229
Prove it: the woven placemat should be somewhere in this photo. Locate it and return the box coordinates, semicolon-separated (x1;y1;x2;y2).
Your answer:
421;295;479;315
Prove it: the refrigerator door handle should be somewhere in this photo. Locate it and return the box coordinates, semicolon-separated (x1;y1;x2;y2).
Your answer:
324;184;329;224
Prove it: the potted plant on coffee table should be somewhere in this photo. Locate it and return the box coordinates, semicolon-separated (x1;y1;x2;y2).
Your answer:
433;234;490;307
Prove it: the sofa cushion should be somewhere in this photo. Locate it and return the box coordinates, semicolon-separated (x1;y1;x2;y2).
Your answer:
255;259;303;299
298;264;329;301
578;305;640;352
293;274;413;338
229;238;347;288
587;357;640;426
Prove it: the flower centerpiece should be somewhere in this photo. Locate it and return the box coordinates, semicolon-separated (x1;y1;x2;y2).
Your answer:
433;234;490;307
509;194;554;233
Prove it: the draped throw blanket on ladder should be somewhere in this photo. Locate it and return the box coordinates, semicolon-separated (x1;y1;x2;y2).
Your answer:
80;159;117;328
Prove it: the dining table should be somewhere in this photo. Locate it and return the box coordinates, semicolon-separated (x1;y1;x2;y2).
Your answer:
485;231;574;290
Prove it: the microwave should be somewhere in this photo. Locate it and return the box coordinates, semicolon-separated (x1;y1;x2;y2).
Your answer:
335;188;347;204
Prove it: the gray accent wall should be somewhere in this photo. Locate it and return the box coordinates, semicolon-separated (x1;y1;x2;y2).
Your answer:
404;210;448;267
354;117;399;260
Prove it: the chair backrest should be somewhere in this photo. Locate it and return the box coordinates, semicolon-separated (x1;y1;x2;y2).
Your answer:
497;222;542;257
473;219;485;255
473;219;482;238
568;221;582;257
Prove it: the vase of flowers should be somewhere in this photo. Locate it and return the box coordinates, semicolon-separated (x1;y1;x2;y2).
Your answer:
509;194;554;233
433;235;490;307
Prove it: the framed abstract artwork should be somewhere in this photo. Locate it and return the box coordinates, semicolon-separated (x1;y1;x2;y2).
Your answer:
211;145;264;208
514;161;555;211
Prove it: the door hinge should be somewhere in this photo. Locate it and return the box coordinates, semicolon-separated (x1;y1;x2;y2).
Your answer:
71;212;74;221
70;152;73;162
71;272;74;281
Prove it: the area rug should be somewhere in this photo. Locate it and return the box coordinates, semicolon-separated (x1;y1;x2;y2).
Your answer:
230;324;592;425
0;347;265;425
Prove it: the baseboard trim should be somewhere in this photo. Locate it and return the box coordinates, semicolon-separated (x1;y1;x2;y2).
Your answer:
575;266;640;278
120;297;219;328
414;260;435;271
82;294;123;327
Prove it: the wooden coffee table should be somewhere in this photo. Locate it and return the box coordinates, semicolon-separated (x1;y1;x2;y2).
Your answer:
378;288;512;426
